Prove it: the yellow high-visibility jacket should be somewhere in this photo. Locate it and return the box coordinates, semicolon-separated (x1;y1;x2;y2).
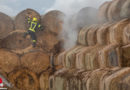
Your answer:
27;18;42;32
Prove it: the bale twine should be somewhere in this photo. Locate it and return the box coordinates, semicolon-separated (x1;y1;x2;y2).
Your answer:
14;8;41;30
0;12;14;39
41;10;64;35
110;19;130;44
8;69;39;90
21;51;50;74
0;49;20;73
107;0;126;21
98;1;112;23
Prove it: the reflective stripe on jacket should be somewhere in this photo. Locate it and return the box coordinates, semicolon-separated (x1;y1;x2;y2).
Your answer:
27;18;41;32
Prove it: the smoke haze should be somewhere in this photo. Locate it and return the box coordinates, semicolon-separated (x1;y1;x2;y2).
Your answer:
47;0;111;50
47;0;111;15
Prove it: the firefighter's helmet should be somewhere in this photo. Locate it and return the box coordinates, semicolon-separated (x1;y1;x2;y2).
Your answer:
32;17;38;22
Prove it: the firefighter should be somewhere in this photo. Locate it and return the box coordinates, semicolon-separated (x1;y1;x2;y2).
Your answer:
24;16;44;47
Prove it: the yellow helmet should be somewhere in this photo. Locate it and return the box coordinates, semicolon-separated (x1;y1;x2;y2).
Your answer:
32;17;38;22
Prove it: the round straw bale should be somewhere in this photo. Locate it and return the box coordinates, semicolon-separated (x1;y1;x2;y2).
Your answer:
97;23;114;45
0;12;14;39
77;25;95;45
87;69;108;90
37;31;61;53
8;69;39;90
41;10;64;35
107;0;126;21
121;45;130;67
15;8;41;30
21;51;50;74
87;25;99;46
120;0;130;19
123;24;130;45
0;69;7;78
40;71;52;90
109;19;130;44
1;30;32;50
0;49;20;73
98;1;112;23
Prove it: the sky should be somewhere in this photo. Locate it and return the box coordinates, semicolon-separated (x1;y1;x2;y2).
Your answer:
0;0;111;16
0;0;54;16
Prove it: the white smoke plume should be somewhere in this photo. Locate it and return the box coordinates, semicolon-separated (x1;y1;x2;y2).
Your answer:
47;0;111;50
47;0;111;15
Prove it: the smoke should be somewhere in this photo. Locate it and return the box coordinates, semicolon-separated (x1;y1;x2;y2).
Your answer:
59;16;79;50
47;0;111;50
46;0;111;15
